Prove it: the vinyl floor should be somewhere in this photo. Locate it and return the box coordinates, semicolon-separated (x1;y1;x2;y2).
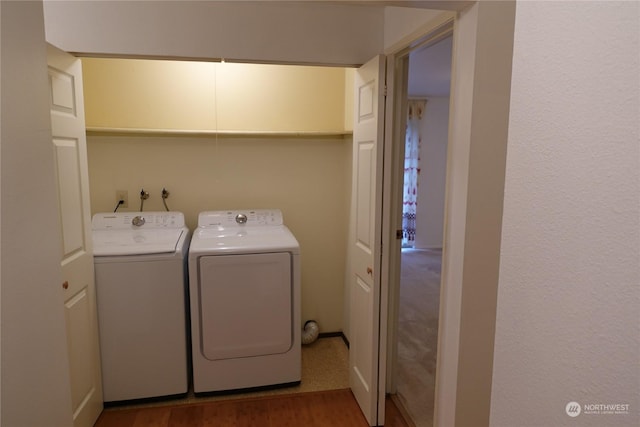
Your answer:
94;389;410;427
95;337;410;426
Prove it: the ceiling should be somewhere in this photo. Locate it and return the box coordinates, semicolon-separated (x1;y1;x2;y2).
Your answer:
408;35;453;97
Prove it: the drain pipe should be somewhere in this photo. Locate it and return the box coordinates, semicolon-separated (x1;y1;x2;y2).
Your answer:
301;320;320;345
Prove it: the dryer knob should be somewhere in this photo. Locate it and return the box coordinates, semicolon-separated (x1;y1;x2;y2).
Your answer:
132;215;146;227
235;213;248;224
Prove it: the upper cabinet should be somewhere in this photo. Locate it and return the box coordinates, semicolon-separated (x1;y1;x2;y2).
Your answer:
82;58;355;134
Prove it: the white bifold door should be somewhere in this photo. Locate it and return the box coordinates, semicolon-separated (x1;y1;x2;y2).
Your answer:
349;55;387;426
48;44;103;427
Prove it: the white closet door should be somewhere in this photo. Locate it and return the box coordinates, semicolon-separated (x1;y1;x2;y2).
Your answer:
349;54;386;426
48;44;103;427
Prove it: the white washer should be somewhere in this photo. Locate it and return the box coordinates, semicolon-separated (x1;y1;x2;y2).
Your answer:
188;209;301;393
92;211;190;402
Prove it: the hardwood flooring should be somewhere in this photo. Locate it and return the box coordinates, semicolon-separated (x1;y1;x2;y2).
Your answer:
94;389;410;427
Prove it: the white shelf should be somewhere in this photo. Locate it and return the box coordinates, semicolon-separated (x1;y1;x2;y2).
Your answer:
86;127;352;137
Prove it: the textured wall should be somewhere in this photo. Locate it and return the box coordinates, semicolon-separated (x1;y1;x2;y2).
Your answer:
43;1;383;65
383;7;446;52
491;2;639;426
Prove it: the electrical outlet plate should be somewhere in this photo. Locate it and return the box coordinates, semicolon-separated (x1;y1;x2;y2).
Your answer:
116;190;128;208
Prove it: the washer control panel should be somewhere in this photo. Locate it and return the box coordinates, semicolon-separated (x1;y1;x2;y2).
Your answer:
92;212;185;230
132;215;146;227
198;210;283;228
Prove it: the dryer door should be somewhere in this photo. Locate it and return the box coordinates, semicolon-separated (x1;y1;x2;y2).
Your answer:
199;252;293;360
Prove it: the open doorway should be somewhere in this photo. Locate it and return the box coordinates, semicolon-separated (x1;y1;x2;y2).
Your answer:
390;33;453;427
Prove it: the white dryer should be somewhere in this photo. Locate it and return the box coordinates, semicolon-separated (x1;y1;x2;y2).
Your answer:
92;211;190;402
188;209;301;393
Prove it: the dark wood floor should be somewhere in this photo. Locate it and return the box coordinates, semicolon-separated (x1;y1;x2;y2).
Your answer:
94;389;410;427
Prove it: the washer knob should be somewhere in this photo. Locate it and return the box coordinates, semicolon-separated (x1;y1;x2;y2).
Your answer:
132;215;146;227
235;213;248;224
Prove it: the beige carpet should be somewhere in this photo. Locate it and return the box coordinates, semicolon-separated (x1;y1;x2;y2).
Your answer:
395;248;442;427
106;336;349;410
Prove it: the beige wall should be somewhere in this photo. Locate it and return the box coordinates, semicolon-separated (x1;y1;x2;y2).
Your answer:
344;68;355;131
82;58;354;333
87;134;351;333
1;1;75;425
82;58;349;132
415;97;449;249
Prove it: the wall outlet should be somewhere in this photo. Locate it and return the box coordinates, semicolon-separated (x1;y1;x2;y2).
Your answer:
116;190;128;208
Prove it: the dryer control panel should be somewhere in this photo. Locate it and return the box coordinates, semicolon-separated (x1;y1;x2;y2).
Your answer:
198;210;283;228
92;211;186;230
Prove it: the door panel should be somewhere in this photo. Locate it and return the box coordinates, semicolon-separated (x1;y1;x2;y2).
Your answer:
64;289;93;413
48;44;103;427
356;142;374;248
49;66;77;114
351;276;373;391
349;55;386;426
53;138;84;257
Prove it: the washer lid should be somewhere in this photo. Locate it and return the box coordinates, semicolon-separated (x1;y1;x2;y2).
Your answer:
191;209;298;255
93;228;185;256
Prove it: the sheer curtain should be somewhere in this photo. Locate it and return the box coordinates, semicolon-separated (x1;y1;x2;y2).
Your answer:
402;99;426;247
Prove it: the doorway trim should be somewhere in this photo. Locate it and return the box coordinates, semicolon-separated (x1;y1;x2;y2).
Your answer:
384;20;454;392
380;2;516;427
381;16;454;424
